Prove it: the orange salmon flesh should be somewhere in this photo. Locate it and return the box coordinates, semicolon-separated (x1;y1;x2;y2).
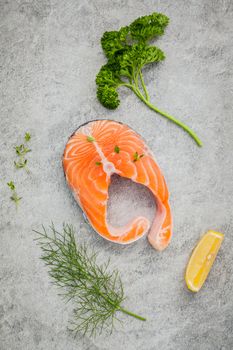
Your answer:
63;120;173;250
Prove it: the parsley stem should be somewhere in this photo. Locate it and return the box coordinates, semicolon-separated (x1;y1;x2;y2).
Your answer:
139;70;150;101
129;85;202;147
144;99;202;146
132;68;139;91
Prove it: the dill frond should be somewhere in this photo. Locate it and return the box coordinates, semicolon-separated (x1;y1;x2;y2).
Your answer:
34;224;146;336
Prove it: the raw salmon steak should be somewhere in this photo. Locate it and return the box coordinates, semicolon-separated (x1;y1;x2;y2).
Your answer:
63;120;173;250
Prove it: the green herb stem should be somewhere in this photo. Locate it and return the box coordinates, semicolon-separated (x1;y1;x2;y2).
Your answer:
143;97;202;147
139;70;150;101
94;286;145;321
129;85;202;147
117;306;146;321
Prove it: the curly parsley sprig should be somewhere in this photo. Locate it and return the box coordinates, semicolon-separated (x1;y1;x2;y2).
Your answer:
96;12;202;146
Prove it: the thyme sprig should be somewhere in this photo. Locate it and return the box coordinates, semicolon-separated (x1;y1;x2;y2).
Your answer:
14;132;31;171
133;152;144;162
14;159;28;169
14;144;31;157
24;132;31;142
34;224;146;336
7;181;22;207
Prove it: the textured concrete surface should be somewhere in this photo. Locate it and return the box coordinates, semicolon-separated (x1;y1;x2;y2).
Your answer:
1;0;233;349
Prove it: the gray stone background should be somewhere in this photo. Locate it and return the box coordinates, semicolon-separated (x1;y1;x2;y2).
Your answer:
0;0;233;349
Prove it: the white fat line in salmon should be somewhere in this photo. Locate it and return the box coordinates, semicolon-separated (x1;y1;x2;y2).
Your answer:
107;217;150;238
81;126;117;179
148;201;170;250
93;141;117;178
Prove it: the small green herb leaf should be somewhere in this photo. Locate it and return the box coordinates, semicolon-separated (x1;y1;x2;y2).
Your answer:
14;159;28;169
24;132;31;142
14;134;32;173
14;145;24;156
10;193;22;204
7;181;15;191
133;152;139;162
95;161;102;166
87;136;95;142
7;181;22;207
114;145;120;153
133;152;144;162
14;144;31;157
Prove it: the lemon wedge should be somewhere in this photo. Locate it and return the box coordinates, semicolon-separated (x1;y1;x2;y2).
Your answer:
185;230;224;292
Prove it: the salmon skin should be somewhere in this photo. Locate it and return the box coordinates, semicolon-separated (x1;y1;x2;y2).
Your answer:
63;120;173;251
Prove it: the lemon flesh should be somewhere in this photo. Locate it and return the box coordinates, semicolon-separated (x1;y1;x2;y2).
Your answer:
185;230;224;292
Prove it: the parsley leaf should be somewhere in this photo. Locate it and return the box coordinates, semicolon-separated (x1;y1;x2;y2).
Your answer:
114;145;120;153
87;136;95;142
96;12;202;146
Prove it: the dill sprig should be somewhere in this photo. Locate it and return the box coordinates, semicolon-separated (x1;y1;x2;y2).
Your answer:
34;224;146;336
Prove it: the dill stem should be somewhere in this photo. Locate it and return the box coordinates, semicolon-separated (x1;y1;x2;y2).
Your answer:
117;306;146;321
95;288;146;322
